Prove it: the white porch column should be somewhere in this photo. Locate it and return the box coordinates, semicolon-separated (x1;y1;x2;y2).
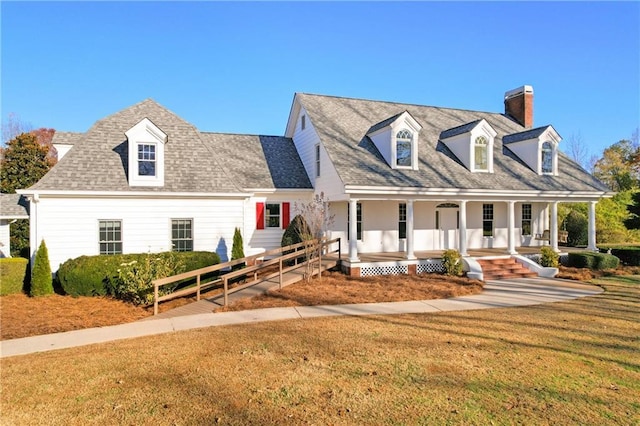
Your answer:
550;201;559;252
507;201;517;255
459;200;468;256
348;198;359;262
587;200;598;251
406;199;416;260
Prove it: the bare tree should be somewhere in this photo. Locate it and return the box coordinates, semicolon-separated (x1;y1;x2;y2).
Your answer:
293;192;335;282
565;132;589;170
2;113;32;144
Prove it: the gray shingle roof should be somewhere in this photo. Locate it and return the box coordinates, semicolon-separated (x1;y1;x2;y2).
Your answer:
0;194;29;218
366;112;405;135
440;119;483;139
296;93;609;193
200;133;312;189
51;132;83;145
502;126;553;144
29;99;243;193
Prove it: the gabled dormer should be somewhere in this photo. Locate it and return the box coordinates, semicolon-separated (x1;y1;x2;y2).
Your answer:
503;125;561;176
440;119;497;173
367;111;422;170
125;118;167;187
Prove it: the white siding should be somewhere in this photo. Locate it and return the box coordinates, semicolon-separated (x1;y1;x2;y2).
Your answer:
508;140;540;173
369;129;393;167
244;193;313;257
0;220;10;257
33;196;245;272
291;106;345;200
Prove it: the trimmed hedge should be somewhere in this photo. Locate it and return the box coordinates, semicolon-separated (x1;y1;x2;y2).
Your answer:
567;252;620;270
599;247;640;266
0;257;28;295
56;251;221;297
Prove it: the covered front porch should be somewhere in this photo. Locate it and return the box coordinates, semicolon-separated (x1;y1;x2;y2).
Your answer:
330;245;586;278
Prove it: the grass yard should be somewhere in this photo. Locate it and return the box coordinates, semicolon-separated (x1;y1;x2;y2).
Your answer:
1;275;638;425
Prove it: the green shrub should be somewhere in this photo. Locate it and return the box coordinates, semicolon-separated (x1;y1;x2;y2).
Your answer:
30;240;53;296
0;257;28;295
281;215;311;248
600;247;640;266
540;246;559;268
106;252;184;305
568;252;620;270
57;251;220;297
442;249;463;276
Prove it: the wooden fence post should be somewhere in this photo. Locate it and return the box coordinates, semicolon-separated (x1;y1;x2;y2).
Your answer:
223;277;229;306
196;274;201;301
154;283;159;316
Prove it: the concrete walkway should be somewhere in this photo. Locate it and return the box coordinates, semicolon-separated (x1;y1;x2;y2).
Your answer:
0;278;602;358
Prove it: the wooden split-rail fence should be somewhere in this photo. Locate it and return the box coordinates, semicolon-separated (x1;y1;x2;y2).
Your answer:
151;238;341;315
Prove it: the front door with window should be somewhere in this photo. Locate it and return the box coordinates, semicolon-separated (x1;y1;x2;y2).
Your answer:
435;206;459;250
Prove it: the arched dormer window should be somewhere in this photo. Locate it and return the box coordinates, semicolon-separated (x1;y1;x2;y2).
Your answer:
541;141;553;174
474;136;488;171
396;129;413;167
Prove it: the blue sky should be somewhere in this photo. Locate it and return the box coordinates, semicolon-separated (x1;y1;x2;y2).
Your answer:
2;1;638;162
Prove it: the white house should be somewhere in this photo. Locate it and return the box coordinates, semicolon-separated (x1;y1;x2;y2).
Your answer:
17;86;612;275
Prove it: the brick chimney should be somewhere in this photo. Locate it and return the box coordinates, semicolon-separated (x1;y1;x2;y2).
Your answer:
504;85;534;128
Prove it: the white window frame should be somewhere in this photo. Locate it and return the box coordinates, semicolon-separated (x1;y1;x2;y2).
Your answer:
315;144;321;178
474;136;489;171
265;203;281;228
399;203;407;239
541;141;554;174
137;143;157;177
99;220;122;255
171;218;193;252
521;204;532;236
347;202;363;241
395;129;413;168
483;204;494;238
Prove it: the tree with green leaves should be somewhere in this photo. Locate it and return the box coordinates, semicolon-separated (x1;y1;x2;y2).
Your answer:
30;240;53;296
592;139;639;191
625;191;640;230
1;132;55;256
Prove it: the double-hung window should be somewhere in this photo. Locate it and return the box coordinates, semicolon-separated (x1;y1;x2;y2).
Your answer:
315;144;321;178
521;204;532;236
482;204;494;237
266;203;281;228
99;220;122;255
172;219;193;252
138;144;156;176
399;203;407;239
347;202;362;240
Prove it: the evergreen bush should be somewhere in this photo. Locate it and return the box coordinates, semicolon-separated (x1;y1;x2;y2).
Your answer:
0;257;28;295
231;228;245;260
539;246;559;268
30;240;53;296
600;247;640;266
568;252;620;270
57;251;220;297
281;214;311;248
442;249;463;276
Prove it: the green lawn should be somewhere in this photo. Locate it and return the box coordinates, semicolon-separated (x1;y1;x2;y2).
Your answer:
1;276;639;425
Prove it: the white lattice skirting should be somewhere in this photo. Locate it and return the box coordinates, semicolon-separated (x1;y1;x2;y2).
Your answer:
355;260;445;277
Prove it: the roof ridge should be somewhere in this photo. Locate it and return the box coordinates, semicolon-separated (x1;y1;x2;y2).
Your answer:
200;131;290;139
297;92;510;117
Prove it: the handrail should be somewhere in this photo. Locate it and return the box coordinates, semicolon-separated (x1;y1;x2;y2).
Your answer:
152;237;341;315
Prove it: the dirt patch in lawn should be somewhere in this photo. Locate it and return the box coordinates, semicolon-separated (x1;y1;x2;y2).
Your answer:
1;272;483;340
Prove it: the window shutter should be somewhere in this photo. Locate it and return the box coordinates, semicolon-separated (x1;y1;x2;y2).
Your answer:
282;202;290;229
256;202;265;230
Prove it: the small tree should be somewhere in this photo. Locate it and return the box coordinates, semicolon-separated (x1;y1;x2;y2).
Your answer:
292;192;335;282
30;240;53;296
231;228;245;260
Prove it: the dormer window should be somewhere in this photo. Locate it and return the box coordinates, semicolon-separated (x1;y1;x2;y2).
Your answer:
366;111;422;171
396;130;413;167
138;144;156;176
503;125;561;176
474;136;488;171
541;141;553;174
125;118;167;187
440;119;496;173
